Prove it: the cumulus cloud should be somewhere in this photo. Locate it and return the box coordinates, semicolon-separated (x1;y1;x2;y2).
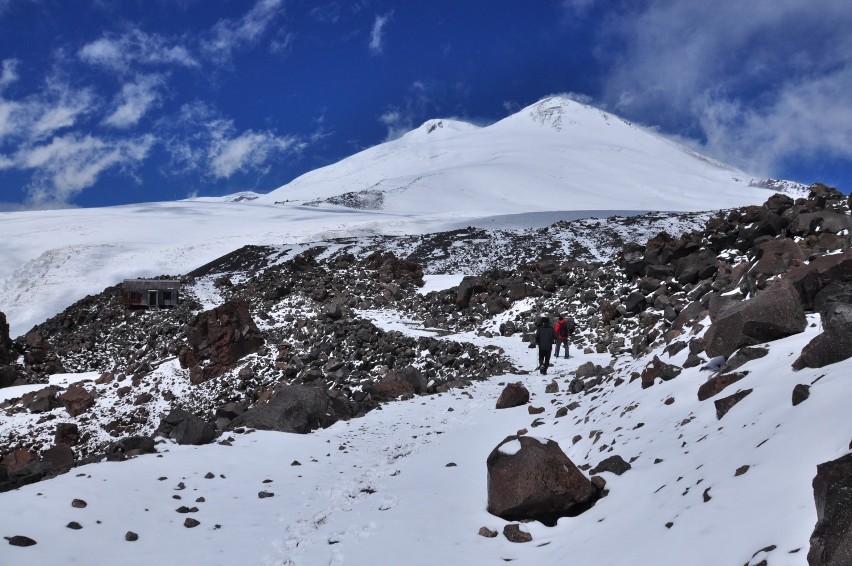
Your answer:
369;12;392;55
103;74;164;129
593;0;852;177
16;133;154;205
203;0;286;62
79;29;198;72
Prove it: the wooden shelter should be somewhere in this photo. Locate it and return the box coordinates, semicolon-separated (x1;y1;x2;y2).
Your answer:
122;279;180;308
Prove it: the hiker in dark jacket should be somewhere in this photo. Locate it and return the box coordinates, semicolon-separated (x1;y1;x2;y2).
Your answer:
534;316;556;375
554;315;570;358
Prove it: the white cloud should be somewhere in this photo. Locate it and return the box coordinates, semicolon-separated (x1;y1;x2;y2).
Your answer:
29;81;96;140
163;104;304;179
0;58;19;91
79;29;198;72
378;109;409;141
369;12;392;55
594;0;852;177
103;74;164;129
16;133;154;205
203;0;286;62
209;128;299;179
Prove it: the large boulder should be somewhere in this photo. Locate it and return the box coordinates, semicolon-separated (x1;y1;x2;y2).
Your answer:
487;435;597;526
229;385;332;434
22;331;64;375
704;279;807;358
178;299;264;384
808;453;852;565
747;238;804;292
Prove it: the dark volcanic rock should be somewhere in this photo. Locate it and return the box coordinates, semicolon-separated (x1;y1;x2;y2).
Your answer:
179;299;264;384
704;279;807;358
714;389;753;420
495;382;530;409
57;385;95;417
793;302;852;370
792;384;811;406
229;385;332;434
808;453;852;566
157;409;216;445
487;435;597;526
503;523;532;543
698;372;749;401
640;356;682;389
590;455;632;476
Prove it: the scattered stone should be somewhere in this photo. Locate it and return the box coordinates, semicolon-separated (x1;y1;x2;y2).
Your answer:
478;526;498;538
66;522;83;530
495;382;530;409
590;455;632;476
735;465;751;477
258;491;274;498
503;523;532;543
71;498;87;508
183;518;201;528
125;531;138;541
792;384;811;406
714;389;753;420
5;535;37;546
697;372;748;401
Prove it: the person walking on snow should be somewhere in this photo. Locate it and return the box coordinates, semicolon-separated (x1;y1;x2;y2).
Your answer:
534;316;556;375
554;315;570;358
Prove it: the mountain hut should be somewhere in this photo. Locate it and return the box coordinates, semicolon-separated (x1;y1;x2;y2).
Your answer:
122;279;180;308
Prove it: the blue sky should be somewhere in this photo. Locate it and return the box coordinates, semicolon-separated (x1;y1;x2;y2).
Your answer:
0;0;849;210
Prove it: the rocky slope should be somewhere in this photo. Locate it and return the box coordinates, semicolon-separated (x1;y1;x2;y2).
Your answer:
1;185;850;561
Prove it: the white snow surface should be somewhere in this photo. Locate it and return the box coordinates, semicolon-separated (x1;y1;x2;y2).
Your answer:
0;315;847;565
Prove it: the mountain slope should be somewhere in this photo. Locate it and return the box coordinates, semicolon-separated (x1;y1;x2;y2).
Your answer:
258;96;804;214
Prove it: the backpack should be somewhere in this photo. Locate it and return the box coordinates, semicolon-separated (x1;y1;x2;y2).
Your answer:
554;319;568;339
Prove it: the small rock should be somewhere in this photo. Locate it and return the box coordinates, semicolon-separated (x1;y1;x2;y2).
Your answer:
478;526;498;538
528;406;545;415
792;384;811;406
445;462;457;467
71;499;87;508
735;465;750;477
291;460;301;466
503;523;532;543
204;472;215;479
258;491;274;499
184;518;200;528
66;522;83;530
125;531;138;542
5;535;37;547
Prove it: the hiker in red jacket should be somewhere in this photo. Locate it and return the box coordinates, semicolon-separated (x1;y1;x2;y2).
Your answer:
554;315;570;358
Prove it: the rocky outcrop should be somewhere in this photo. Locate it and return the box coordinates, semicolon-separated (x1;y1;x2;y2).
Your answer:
487;435;597;526
178;299;264;384
808;453;852;565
